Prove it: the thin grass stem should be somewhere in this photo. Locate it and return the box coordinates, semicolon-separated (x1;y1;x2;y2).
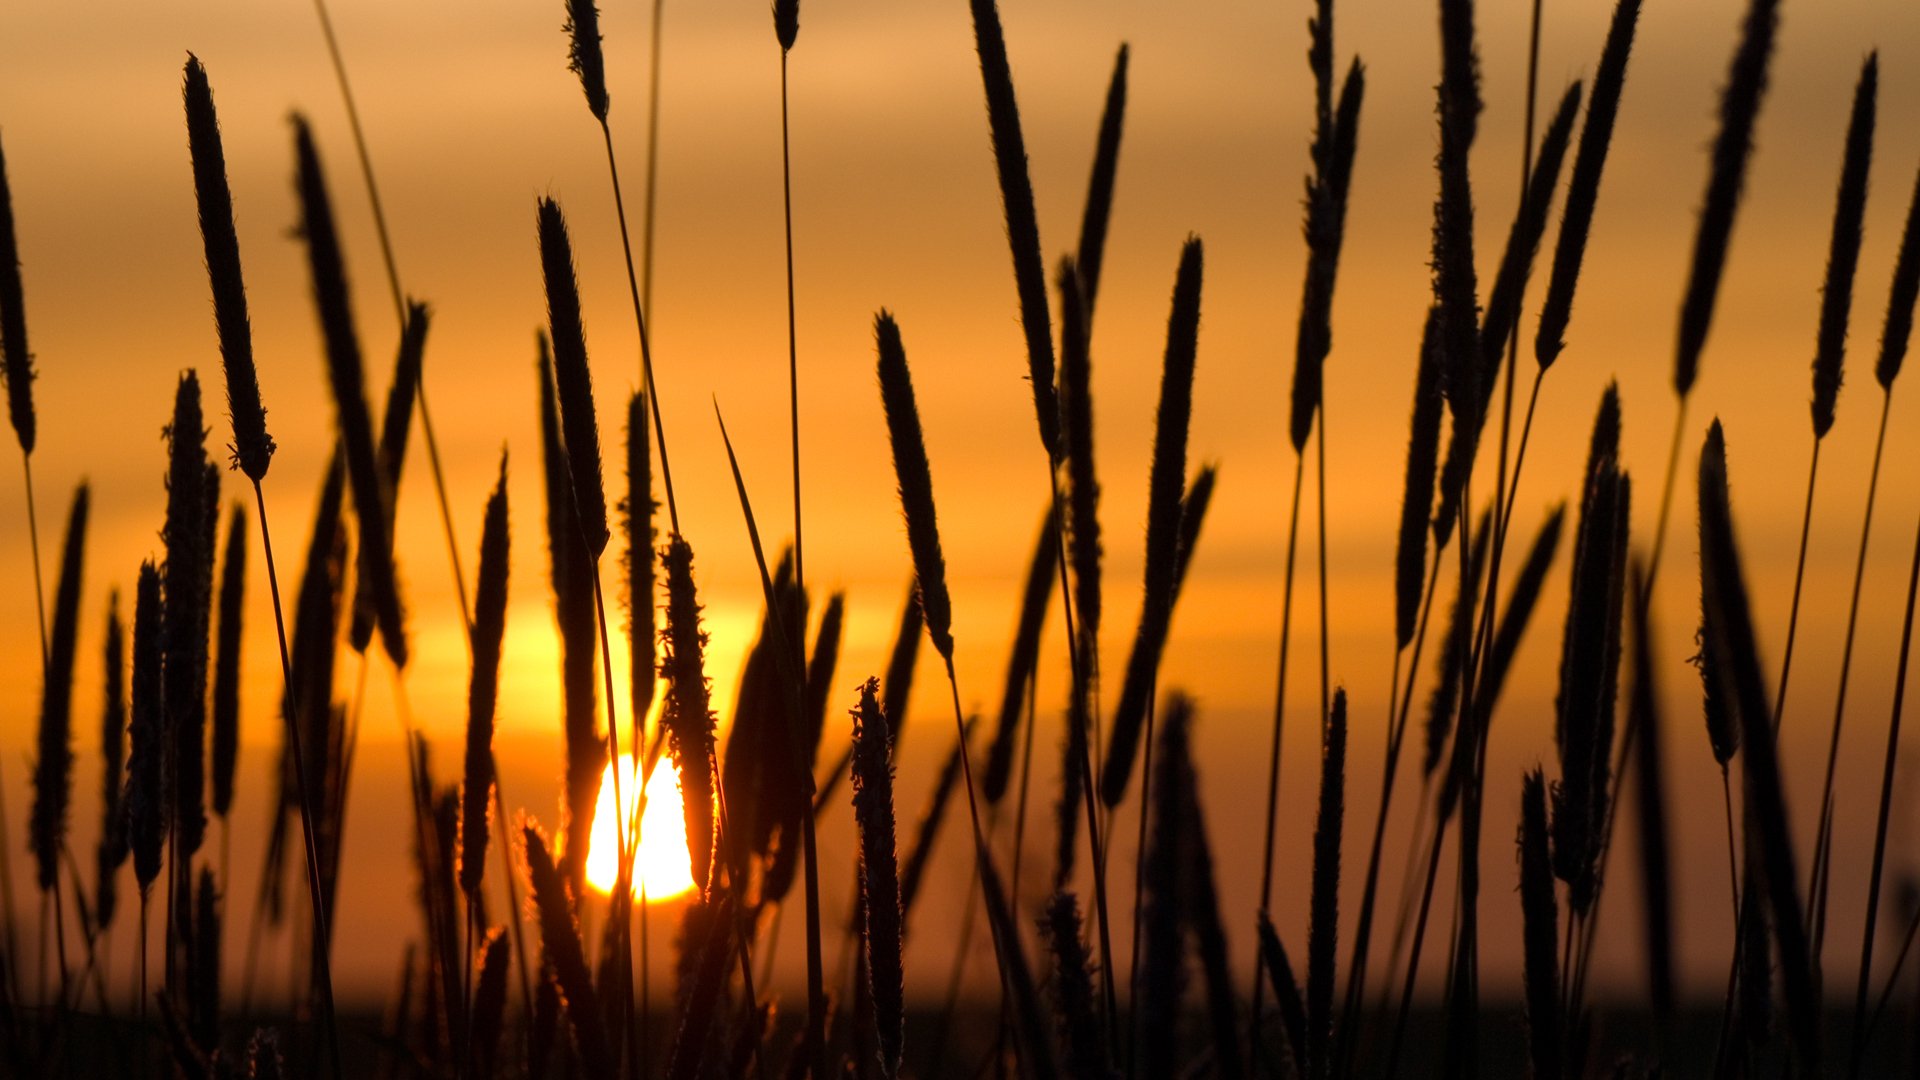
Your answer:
1250;451;1306;1047
1851;399;1915;1076
1641;395;1690;601
1771;437;1822;728
1816;394;1895;962
598;120;680;533
780;51;803;592
249;479;342;1080
310;0;471;639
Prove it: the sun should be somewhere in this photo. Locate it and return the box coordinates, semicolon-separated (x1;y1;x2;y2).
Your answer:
584;752;696;902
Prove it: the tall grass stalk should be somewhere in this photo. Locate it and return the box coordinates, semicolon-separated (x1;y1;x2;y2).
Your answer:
1848;158;1920;1077
1774;54;1876;750
1644;0;1779;595
713;405;829;1079
562;0;682;534
1699;420;1820;1071
775;0;804;593
460;456;509;1021
0;130;41;1001
310;0;472;635
1307;689;1346;1080
31;483;86;999
965;2;1123;1046
95;593;127;938
1804;67;1887;968
1627;559;1675;1034
1337;308;1440;1059
873;310;1023;1047
849;679;903;1078
1518;768;1560;1080
1258;6;1361;1048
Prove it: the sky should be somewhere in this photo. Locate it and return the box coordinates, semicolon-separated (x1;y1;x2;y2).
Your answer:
1;0;1920;1015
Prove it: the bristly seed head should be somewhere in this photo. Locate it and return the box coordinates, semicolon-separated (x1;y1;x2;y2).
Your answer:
773;0;799;51
184;54;274;482
874;311;954;664
0;132;38;456
563;0;610;122
1810;52;1876;439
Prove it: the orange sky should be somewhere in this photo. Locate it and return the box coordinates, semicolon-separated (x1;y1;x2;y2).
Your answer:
2;0;1920;1010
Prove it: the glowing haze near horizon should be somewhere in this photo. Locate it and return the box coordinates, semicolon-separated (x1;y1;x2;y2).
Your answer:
2;0;1920;1008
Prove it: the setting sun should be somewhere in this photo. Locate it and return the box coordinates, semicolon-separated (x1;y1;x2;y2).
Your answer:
584;754;696;902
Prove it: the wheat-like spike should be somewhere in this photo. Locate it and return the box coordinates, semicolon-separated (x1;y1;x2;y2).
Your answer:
1811;53;1876;439
563;0;610;122
1057;258;1100;648
1172;464;1217;598
1535;0;1642;369
1396;308;1444;649
1698;420;1818;1068
184;55;274;481
470;926;510;1080
1551;387;1629;914
1139;692;1192;1078
773;0;798;50
800;593;845;785
535;337;600;892
721;548;798;864
874;311;954;662
1075;46;1128;315
1040;891;1105;1079
986;507;1054;804
537;198;611;559
191;865;222;1050
967;0;1059;459
461;454;510;898
1290;58;1365;454
1433;0;1483;449
1877;163;1920;389
1101;237;1204;807
523;822;613;1077
31;482;87;889
126;561;166;892
293;116;408;668
0;133;37;455
1476;80;1582;387
211;503;246;819
164;373;215;857
627;390;656;731
662;537;718;898
1673;0;1781;396
96;590;128;927
282;456;347;899
1306;688;1347;1080
851;679;904;1078
1518;768;1561;1080
350;301;430;654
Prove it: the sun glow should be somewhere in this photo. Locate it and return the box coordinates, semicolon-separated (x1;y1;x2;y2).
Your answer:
584;754;696;901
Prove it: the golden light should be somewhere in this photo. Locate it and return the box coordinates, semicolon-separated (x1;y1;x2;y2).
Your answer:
584;753;696;902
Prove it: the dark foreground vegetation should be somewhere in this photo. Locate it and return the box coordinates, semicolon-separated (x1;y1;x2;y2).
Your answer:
2;0;1920;1077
